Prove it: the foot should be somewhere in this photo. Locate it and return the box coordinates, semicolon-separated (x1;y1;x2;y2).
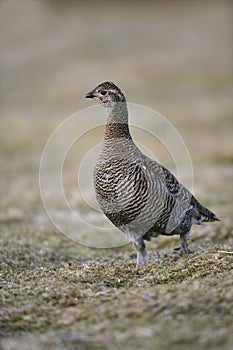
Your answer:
136;255;148;268
180;247;193;257
134;238;148;268
179;232;193;256
173;246;193;255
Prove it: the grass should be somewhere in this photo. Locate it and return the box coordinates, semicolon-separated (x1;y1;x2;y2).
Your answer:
1;220;233;349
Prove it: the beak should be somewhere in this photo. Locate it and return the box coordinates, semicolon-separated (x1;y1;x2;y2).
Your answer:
85;92;94;99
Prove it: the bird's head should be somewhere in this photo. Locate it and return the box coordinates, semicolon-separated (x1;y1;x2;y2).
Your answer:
85;81;126;109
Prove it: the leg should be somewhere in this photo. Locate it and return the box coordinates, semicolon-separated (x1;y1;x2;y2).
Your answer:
179;231;193;256
133;237;148;268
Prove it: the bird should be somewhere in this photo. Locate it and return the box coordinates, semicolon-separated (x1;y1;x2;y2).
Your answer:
85;81;219;267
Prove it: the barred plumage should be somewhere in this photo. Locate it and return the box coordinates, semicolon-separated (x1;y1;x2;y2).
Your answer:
85;81;219;267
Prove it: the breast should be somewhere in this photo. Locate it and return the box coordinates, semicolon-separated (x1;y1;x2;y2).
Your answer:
94;157;150;227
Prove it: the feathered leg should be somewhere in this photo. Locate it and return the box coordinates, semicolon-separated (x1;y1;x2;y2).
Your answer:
179;231;193;256
133;238;148;268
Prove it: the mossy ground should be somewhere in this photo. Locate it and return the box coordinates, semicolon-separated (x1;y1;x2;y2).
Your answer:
0;1;233;349
1;228;233;349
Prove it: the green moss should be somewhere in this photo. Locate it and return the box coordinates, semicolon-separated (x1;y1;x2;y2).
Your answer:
1;235;233;348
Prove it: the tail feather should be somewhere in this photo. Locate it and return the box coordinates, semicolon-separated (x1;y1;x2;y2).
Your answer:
201;213;220;222
191;195;219;223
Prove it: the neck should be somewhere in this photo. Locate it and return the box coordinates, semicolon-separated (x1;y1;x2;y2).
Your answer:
104;102;131;140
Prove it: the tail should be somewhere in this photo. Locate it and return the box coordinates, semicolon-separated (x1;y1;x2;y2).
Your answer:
191;196;220;223
201;211;220;222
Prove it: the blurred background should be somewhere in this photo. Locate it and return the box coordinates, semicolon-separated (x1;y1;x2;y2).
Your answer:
0;0;232;234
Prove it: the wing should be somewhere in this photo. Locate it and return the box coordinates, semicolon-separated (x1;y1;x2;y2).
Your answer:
142;160;193;235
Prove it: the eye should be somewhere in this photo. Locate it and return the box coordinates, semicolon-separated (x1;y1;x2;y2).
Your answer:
100;90;108;96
